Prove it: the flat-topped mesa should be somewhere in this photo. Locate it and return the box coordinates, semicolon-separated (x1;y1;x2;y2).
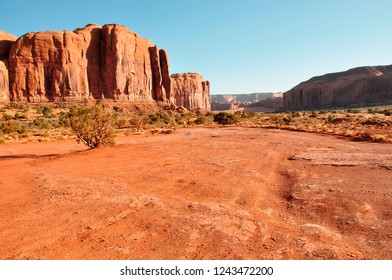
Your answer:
283;65;392;110
0;31;17;101
2;23;211;110
8;24;168;102
170;73;211;110
0;24;210;110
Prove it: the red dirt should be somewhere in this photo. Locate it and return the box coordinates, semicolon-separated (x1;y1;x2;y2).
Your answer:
0;127;391;259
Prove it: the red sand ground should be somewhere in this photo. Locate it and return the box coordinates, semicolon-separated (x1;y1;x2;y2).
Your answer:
0;127;391;259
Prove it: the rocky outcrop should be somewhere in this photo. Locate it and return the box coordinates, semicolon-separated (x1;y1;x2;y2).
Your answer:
9;29;91;101
8;24;162;102
170;73;210;110
2;24;210;110
100;24;158;101
284;65;392;110
0;60;10;101
0;31;16;101
0;31;16;59
149;47;171;102
159;49;171;102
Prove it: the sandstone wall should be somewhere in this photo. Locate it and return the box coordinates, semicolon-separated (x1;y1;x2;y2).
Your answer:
284;66;392;110
0;31;17;101
1;24;210;110
170;73;211;110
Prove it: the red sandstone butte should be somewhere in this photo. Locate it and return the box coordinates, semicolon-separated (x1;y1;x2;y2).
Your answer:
171;73;211;110
3;24;210;110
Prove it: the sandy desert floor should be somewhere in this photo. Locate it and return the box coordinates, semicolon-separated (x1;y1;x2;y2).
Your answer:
0;127;391;259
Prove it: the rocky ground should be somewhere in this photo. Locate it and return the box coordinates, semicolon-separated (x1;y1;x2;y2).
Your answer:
0;127;391;259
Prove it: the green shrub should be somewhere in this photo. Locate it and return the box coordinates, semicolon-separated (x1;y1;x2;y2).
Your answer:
33;118;50;129
3;114;12;121
290;111;301;118
213;112;238;125
115;118;130;129
283;115;293;124
194;115;207;125
67;105;115;148
383;109;392;116
6;102;28;111
241;111;256;119
148;113;159;123
13;113;28;120
58;111;70;127
175;114;185;125
0;120;27;134
130;114;147;131
38;105;53;118
270;115;283;125
326;114;335;124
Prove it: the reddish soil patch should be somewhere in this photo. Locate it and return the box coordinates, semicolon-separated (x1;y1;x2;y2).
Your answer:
0;127;391;259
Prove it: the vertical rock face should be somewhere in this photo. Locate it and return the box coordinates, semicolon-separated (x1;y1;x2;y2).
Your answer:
74;24;102;99
9;29;90;101
0;60;10;101
149;47;172;102
0;31;17;101
159;49;171;101
2;24;211;110
284;65;392;110
170;73;211;110
100;24;157;100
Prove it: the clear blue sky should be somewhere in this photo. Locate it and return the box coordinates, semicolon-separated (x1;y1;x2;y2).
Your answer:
1;0;391;94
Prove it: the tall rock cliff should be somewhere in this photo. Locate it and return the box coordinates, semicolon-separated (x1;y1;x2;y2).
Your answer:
0;31;17;101
1;24;210;110
284;65;392;110
170;73;211;110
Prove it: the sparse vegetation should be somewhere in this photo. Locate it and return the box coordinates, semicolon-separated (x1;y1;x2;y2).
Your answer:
213;112;238;125
67;105;116;148
0;102;391;144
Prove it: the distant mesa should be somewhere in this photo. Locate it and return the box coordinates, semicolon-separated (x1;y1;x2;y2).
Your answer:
211;92;283;112
0;24;210;111
284;65;392;111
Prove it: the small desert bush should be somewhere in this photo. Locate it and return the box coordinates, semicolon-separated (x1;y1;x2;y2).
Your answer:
5;102;29;111
194;115;208;125
213;112;238;125
37;105;54;118
13;112;28;120
67;105;115;148
33;118;50;129
3;114;12;121
115;117;131;129
130;114;148;131
383;109;392;116
269;114;284;125
0;120;27;134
